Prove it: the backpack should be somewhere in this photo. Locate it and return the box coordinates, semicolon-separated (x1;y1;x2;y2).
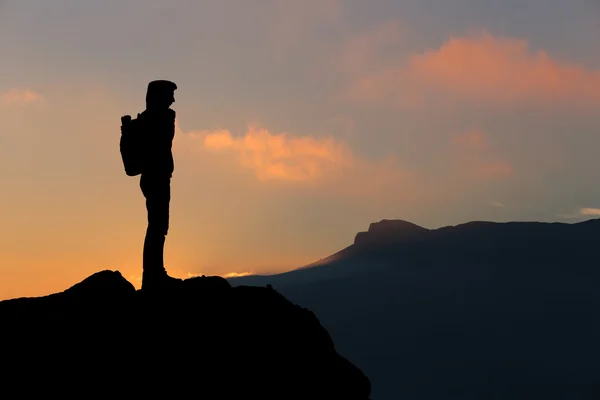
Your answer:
120;113;144;176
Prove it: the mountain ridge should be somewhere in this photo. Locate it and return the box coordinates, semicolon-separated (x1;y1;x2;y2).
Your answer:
227;217;600;399
229;217;600;284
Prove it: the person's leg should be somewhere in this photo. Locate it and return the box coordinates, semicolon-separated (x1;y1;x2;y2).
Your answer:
140;175;178;289
149;176;170;272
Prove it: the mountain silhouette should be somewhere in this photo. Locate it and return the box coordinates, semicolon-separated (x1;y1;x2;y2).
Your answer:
230;218;600;399
0;271;370;399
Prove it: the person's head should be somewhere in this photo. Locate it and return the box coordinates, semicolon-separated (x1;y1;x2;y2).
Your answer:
146;80;177;110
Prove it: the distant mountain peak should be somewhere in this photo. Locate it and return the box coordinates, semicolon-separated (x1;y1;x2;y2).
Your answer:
351;217;600;250
355;219;429;246
367;219;427;233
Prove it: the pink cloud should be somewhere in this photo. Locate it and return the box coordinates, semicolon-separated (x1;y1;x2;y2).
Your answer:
407;32;600;103
348;31;600;108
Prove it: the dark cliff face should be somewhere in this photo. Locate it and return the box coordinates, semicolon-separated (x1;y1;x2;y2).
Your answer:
0;271;370;400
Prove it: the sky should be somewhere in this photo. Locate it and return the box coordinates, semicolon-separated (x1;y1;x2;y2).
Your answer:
1;0;599;298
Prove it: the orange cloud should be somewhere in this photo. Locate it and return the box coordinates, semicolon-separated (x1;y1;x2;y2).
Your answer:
581;208;600;216
174;123;422;204
1;88;44;106
222;271;252;278
201;126;354;182
349;31;600;108
407;32;600;103
177;123;512;204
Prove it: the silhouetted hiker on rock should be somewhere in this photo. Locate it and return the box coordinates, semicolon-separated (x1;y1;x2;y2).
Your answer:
120;80;182;290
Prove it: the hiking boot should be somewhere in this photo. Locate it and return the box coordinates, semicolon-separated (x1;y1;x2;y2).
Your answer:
141;270;182;292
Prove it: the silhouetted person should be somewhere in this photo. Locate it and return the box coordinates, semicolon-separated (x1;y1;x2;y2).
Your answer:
122;80;181;290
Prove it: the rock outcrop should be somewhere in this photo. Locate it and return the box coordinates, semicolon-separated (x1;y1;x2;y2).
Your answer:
0;271;370;399
354;219;430;247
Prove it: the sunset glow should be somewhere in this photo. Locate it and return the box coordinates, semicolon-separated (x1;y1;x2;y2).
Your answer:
1;0;599;299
